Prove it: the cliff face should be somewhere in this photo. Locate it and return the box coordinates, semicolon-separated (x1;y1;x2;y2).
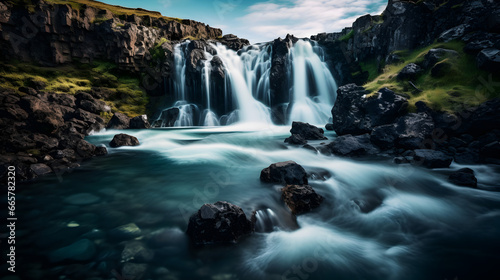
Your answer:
0;0;223;71
313;0;500;86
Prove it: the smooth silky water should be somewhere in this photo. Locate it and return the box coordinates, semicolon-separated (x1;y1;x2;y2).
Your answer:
14;125;500;280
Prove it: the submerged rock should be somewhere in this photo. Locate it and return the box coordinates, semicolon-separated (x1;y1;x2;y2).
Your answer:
121;241;154;262
448;168;478;188
289;121;327;140
63;193;100;205
260;161;308;185
121;262;148;280
281;185;324;215
186;201;253;245
48;239;96;263
109;223;142;241
109;133;140;148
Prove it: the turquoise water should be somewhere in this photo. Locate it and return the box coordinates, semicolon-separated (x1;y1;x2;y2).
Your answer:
12;126;500;280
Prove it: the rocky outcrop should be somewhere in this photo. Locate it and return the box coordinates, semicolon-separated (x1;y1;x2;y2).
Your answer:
270;34;297;122
331;85;408;136
216;34;250;51
312;0;500;86
109;133;140;148
327;84;500;167
186;201;253;245
0;0;223;72
260;161;308;185
281;185;324;215
0;86;108;181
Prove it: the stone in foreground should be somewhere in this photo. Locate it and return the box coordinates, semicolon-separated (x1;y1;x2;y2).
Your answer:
448;168;478;188
281;185;324;215
186;201;253;245
289;121;327;140
260;161;308;185
109;133;140;148
413;149;453;168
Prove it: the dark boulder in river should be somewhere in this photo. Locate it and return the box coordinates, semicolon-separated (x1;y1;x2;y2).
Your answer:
289;121;327;140
281;185;324;215
260;161;308;185
448;168;478;188
109;134;140;148
413;149;453;168
186;201;253;245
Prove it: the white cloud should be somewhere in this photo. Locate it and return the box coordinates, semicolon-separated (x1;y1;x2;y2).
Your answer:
234;0;387;43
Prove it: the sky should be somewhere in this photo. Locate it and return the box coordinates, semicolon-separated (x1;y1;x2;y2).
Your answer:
99;0;388;44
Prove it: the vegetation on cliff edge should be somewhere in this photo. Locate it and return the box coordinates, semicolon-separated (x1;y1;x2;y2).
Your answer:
362;41;500;112
0;60;148;120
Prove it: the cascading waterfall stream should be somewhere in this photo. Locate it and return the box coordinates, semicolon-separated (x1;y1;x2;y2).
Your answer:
155;39;338;127
210;43;272;125
201;49;220;126
289;40;338;124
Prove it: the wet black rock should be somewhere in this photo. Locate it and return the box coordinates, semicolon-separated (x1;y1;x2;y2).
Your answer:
284;134;307;145
370;124;398;150
325;123;334;131
289;121;327;140
328;134;378;156
129;115;151;129
448;168;478;188
413;149;453;168
331;85;408;136
186;201;253;245
395;113;435;150
260;161;308;185
158;107;179;127
281;185;324;215
106;113;130;130
109;133;140;148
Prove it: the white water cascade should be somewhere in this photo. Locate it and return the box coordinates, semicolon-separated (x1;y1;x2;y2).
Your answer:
288;40;338;124
155;39;338;127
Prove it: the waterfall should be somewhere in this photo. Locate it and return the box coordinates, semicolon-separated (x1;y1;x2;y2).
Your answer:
156;39;337;127
210;43;272;125
201;49;220;126
173;41;189;101
288;40;338;124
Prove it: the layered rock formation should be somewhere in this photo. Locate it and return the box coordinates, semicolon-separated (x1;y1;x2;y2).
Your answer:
0;0;223;72
0;86;109;180
327;84;500;167
312;0;500;86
